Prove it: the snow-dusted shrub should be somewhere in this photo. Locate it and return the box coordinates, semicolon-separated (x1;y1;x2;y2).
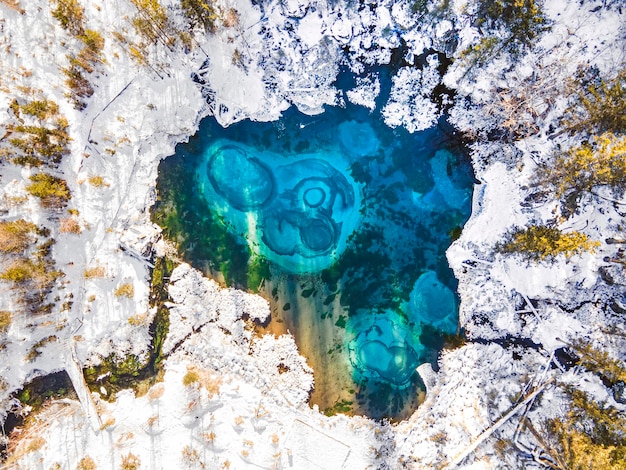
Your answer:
114;282;135;299
565;68;626;135
26;173;71;208
120;452;141;470
498;225;599;261
77;455;97;470
0;220;38;253
51;0;85;36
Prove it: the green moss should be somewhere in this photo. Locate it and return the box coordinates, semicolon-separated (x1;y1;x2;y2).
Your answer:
324;399;353;416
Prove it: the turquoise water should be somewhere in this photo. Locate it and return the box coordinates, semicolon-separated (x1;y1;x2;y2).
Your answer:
154;70;474;419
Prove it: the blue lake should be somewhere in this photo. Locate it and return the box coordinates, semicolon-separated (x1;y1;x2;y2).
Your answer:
153;71;474;419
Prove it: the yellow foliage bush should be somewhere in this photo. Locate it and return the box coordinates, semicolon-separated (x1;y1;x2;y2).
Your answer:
84;265;106;279
88;175;109;187
131;0;168;44
50;0;85;36
120;452;141;470
1;258;47;284
26;173;71;207
114;282;135;299
0;310;11;332
565;68;626;134
19;99;59;120
548;133;626;197
77;456;97;470
182;369;199;386
550;388;626;470
499;225;600;261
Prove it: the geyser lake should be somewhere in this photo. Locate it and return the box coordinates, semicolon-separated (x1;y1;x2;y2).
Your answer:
153;90;474;420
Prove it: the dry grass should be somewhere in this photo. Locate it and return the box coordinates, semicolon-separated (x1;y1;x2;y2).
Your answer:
99;416;115;430
77;456;97;470
59;217;82;234
0;0;25;14
0;219;37;253
88;175;109;188
120;452;140;470
83;265;106;279
114;282;134;299
0;310;11;333
223;8;239;27
25;436;46;453
182;366;222;397
128;313;148;326
148;384;164;401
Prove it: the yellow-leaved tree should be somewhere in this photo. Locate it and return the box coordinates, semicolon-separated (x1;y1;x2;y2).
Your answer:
498;225;600;261
547;133;626;198
547;341;626;470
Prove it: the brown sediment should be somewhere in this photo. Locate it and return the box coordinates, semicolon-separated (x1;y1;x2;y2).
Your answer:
256;274;358;416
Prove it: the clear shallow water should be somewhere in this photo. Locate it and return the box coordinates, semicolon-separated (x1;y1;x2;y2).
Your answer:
153;72;474;419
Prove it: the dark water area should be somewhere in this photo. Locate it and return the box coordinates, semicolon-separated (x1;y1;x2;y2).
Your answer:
152;69;474;419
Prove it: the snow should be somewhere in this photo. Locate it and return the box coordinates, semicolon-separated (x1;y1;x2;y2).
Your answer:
1;0;626;468
382;55;441;133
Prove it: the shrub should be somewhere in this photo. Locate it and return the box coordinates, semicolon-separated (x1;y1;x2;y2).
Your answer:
114;282;135;299
474;0;549;55
0;310;11;333
541;133;626;198
26;173;71;207
182;369;199;386
549;388;626;470
498;225;600;261
88;175;109;187
77;456;97;470
19;99;59;120
83;266;106;279
120;452;141;470
51;0;85;36
0;219;38;253
1;258;43;284
565;68;626;135
59;217;82;234
180;0;218;32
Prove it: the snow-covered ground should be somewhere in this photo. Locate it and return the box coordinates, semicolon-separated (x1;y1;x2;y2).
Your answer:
1;0;625;468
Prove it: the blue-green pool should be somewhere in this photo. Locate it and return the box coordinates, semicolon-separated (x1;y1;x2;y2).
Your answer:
153;72;474;419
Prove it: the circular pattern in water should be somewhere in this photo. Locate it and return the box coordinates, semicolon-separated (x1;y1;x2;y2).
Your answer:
198;141;362;273
207;145;275;210
348;314;422;388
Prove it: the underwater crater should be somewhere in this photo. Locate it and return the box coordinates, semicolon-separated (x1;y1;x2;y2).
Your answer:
153;71;474;420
